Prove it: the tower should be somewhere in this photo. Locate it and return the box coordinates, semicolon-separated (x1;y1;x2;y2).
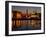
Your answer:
26;8;28;17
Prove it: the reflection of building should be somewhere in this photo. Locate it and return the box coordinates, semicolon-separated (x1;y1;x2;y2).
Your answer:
16;20;21;27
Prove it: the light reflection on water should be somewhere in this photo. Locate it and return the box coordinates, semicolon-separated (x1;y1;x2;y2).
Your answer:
12;20;41;31
16;20;41;28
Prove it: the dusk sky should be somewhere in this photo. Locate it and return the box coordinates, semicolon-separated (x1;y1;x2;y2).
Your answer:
12;6;41;14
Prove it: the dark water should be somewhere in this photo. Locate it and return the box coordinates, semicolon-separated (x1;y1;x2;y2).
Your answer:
12;25;41;31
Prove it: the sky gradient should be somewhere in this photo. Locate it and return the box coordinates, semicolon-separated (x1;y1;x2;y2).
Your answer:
12;6;41;14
